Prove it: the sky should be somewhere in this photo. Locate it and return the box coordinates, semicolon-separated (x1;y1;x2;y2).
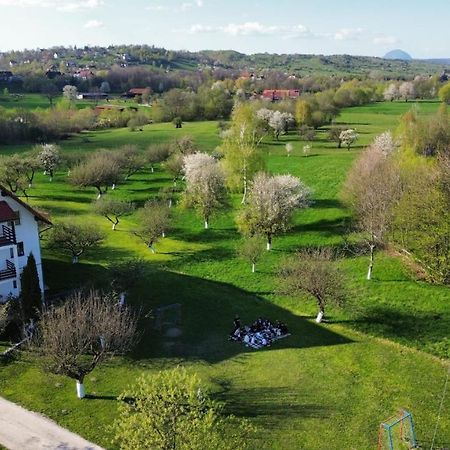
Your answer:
0;0;449;58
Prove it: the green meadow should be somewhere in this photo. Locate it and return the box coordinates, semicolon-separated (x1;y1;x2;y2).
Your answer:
0;100;449;450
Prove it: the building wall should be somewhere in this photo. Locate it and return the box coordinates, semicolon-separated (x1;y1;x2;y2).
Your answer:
0;197;45;300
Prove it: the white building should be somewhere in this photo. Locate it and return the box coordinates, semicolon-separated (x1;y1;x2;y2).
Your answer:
0;185;51;302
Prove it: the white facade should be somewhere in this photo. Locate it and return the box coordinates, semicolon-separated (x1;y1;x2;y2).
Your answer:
0;188;50;302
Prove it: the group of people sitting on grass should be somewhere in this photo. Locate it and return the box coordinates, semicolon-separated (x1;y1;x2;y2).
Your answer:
229;316;289;349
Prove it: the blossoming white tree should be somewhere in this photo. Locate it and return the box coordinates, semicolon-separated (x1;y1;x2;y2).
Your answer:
268;111;294;140
238;172;311;250
38;144;60;181
183;153;226;229
383;83;399;101
373;131;396;156
339;129;358;150
399;81;416;102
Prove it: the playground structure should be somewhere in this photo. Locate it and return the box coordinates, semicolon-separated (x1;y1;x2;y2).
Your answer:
377;409;418;450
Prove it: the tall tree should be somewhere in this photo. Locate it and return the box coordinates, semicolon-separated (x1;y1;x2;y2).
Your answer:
19;253;42;323
343;144;401;279
221;104;266;203
183;153;226;229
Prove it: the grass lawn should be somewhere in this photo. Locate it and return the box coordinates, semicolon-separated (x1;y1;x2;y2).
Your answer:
0;100;449;450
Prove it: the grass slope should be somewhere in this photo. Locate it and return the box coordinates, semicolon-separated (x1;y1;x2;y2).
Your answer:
0;101;449;450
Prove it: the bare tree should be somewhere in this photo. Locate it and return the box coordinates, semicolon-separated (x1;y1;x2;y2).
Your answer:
279;248;345;323
238;172;311;250
238;235;265;273
164;153;184;186
342;145;401;279
48;221;105;263
134;200;170;253
92;197;135;230
146;143;170;173
37;290;138;398
69;151;121;198
109;259;145;305
115;145;146;180
183;153;226;229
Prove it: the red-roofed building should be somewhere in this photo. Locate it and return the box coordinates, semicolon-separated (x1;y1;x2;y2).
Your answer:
0;186;51;301
262;89;301;101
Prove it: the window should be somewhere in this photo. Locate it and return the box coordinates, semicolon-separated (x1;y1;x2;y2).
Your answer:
13;280;17;289
17;242;24;257
9;248;14;259
13;211;20;226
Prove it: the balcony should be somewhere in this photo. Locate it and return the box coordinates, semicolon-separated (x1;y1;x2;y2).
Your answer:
0;260;16;281
0;224;16;247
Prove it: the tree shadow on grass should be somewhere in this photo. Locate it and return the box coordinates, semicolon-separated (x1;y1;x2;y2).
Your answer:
41;258;353;366
128;267;353;364
310;198;346;210
216;386;332;422
291;217;347;237
336;306;449;359
170;227;236;244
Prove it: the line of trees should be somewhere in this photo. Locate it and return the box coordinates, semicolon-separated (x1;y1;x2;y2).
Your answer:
343;105;450;283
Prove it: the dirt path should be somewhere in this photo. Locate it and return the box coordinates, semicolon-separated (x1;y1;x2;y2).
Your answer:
0;397;104;450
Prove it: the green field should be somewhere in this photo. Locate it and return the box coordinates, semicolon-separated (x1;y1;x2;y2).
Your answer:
0;101;449;450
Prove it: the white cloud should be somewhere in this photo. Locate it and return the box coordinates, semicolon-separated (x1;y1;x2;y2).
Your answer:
188;22;314;38
0;0;104;10
334;28;364;41
84;19;103;28
146;0;203;13
373;35;399;45
146;4;168;11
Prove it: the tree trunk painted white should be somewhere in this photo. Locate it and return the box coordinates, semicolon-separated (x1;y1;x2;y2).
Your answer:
266;242;271;251
96;193;102;200
49;177;53;182
119;292;126;306
76;380;85;399
72;256;79;264
315;310;324;323
112;222;117;230
168;199;172;208
28;183;32;188
162;231;165;238
252;263;255;273
241;163;247;204
111;183;116;190
367;244;375;280
151;166;154;173
204;220;208;230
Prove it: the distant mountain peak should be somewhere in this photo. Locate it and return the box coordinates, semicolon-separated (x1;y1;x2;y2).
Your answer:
384;49;412;61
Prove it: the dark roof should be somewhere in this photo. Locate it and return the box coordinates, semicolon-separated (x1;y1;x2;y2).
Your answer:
0;201;18;223
0;185;52;225
128;88;150;95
